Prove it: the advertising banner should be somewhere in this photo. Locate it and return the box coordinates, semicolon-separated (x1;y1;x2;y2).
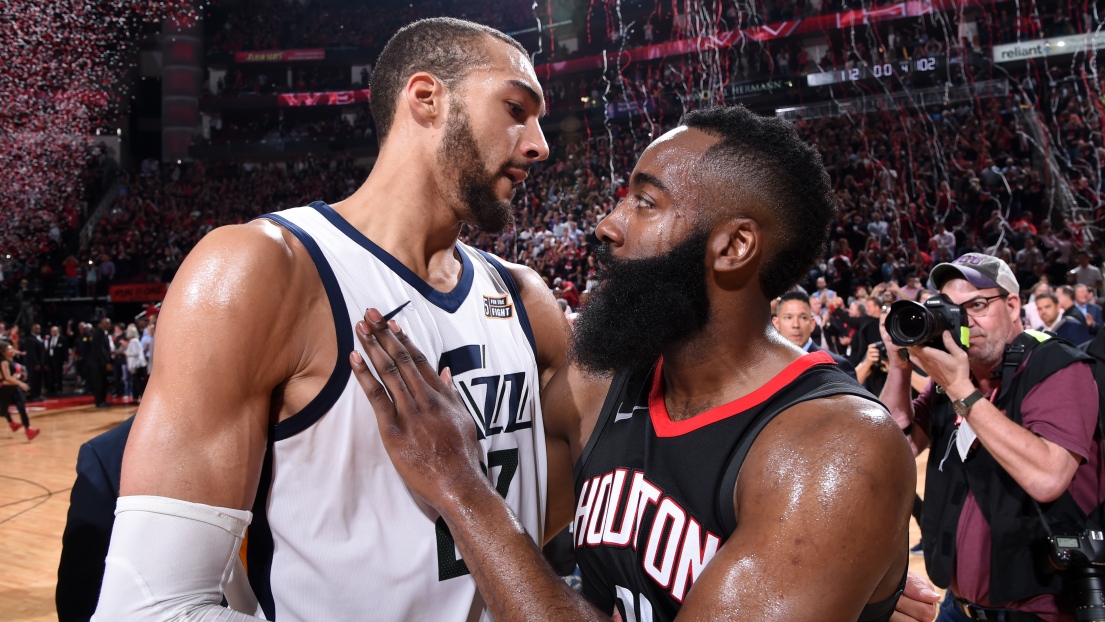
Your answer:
234;49;326;63
992;32;1105;62
109;283;168;303
277;89;371;107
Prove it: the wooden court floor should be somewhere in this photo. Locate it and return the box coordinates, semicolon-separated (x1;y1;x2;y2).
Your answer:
0;406;935;621
0;404;134;622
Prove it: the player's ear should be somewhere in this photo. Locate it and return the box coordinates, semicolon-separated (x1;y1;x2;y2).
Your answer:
709;216;760;275
404;72;446;129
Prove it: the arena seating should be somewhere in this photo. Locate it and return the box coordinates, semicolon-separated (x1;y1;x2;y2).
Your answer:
5;0;1105;310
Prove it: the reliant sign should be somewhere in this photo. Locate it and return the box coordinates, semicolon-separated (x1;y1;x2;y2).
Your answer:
993;32;1105;62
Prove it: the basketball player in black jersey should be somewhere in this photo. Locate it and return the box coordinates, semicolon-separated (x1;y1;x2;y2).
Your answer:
351;109;932;620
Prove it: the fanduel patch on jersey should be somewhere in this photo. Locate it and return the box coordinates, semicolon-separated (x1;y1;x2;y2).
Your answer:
483;295;514;319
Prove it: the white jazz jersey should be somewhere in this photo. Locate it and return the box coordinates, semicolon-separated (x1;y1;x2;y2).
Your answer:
247;202;547;621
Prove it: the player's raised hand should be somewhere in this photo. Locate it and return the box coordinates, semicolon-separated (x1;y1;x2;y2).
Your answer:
350;307;490;509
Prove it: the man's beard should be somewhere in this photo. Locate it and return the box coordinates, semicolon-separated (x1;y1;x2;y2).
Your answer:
570;231;712;375
437;102;524;234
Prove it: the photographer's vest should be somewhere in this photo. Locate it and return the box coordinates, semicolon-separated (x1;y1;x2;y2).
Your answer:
921;330;1095;605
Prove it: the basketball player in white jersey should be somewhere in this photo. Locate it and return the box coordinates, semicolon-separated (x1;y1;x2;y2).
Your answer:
93;18;571;620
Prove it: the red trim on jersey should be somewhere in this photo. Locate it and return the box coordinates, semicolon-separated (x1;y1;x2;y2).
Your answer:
648;350;835;437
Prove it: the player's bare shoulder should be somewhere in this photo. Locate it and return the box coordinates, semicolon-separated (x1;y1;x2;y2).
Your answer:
744;394;914;489
490;255;570;371
494;256;560;316
169;220;318;321
159;219;332;385
736;392;915;524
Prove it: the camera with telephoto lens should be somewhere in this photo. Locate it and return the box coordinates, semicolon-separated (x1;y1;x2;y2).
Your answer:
1047;531;1105;621
884;294;969;352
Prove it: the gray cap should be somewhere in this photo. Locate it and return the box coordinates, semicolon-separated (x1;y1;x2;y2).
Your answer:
929;252;1020;294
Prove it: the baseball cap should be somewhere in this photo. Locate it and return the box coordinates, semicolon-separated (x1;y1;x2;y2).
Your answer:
928;253;1020;294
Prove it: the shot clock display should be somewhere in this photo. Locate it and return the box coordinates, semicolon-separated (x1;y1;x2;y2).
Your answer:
807;55;948;87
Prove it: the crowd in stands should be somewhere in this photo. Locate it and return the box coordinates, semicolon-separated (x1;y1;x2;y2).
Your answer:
68;156;370;292
204;0;989;56
204;0;1105;75
0;146;113;298
28;133;633;303
207;0;535;54
9;1;1105;337
201;108;375;145
210;66;356;96
20;87;1103;319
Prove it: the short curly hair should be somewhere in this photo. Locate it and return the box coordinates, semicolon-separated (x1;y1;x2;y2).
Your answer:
683;106;837;300
370;18;527;145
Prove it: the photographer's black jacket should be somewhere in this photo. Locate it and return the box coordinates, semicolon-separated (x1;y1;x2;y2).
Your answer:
921;330;1094;605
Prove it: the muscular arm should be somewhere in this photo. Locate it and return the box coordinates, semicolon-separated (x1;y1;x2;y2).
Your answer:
120;221;308;508
880;361;930;456
910;370;930;393
505;262;570;389
878;318;930;456
95;221;330;620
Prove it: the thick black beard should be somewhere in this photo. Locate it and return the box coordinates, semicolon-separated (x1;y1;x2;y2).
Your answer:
438;103;520;234
570;231;712;375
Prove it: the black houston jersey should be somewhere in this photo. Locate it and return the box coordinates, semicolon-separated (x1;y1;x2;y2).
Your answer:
572;351;886;622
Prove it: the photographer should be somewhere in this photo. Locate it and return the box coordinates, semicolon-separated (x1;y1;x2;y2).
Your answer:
881;253;1104;621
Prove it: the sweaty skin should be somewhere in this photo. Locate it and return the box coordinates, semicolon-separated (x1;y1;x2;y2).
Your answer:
351;128;936;621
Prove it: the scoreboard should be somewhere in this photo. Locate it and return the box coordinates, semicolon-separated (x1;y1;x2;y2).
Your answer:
806;55;952;87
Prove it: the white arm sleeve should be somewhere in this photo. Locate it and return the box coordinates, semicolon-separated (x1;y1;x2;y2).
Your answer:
92;495;267;621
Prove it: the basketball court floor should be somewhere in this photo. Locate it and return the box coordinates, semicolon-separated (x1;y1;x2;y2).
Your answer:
0;403;937;621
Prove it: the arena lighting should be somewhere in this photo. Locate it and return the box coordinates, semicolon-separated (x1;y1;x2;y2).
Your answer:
116;128;122;136
88;260;93;265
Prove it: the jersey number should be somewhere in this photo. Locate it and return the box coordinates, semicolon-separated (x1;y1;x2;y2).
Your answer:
436;448;519;580
616;586;655;622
